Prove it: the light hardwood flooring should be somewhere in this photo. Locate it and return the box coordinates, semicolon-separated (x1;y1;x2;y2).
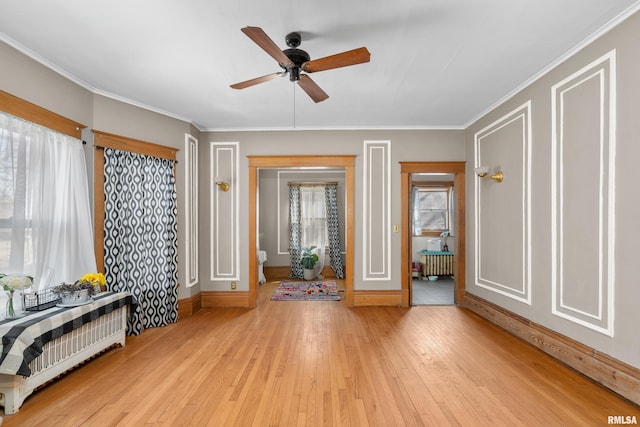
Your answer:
3;280;639;426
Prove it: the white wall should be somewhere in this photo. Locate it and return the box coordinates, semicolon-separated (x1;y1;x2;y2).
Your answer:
465;10;640;368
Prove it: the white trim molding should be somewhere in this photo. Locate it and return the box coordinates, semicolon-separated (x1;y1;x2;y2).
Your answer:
474;101;532;304
184;134;199;287
210;142;240;281
551;50;616;336
362;140;391;281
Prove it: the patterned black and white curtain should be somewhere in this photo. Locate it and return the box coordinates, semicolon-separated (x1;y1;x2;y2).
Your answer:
103;148;178;335
288;184;304;279
325;184;344;279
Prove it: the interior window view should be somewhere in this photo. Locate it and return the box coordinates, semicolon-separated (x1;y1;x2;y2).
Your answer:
0;2;639;425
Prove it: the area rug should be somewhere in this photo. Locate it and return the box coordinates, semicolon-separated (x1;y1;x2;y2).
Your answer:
271;280;341;301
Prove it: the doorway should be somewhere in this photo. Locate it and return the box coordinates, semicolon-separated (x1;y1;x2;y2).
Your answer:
400;162;466;307
411;174;455;305
248;155;356;307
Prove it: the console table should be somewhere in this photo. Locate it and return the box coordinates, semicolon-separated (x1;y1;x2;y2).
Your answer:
0;291;133;414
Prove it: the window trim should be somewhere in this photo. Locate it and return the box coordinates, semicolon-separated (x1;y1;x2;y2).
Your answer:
414;182;453;237
0;90;85;138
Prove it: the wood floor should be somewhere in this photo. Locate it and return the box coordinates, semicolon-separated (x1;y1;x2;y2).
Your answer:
3;280;638;426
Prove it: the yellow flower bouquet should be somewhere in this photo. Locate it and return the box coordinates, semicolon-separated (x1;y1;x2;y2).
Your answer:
79;273;106;290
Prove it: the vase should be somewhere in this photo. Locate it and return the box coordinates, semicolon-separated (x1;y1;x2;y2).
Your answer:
5;290;16;318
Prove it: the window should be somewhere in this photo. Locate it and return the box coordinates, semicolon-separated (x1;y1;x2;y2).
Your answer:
413;185;452;236
0;108;96;289
0;116;35;272
300;186;328;247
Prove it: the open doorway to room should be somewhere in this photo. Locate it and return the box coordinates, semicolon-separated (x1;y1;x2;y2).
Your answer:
400;162;466;307
256;168;347;290
410;174;455;305
248;155;355;307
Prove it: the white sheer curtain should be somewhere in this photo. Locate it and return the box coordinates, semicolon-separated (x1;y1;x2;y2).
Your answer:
300;186;327;247
412;185;422;236
0;112;96;290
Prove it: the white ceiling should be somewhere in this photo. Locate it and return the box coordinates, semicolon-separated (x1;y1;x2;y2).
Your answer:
1;1;639;131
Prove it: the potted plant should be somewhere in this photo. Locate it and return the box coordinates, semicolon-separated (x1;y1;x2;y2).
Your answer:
52;272;105;305
300;246;319;281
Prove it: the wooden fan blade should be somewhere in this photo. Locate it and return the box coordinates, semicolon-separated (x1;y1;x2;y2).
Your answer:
230;72;284;89
241;26;293;68
298;74;329;103
301;47;370;73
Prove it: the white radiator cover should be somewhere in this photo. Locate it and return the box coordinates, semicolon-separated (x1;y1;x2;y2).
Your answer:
0;305;128;414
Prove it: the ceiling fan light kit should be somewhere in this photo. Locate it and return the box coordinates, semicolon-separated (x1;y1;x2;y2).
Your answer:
231;26;370;103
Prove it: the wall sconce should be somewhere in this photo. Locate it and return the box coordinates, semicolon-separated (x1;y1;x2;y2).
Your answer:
474;166;504;183
214;177;230;192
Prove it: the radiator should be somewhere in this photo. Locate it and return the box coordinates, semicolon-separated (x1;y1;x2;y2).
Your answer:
0;306;128;414
420;253;454;277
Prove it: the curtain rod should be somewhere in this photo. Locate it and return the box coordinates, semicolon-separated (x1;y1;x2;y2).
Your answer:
288;181;338;187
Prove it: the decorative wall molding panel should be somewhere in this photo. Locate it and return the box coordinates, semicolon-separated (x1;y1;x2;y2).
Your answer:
184;134;199;287
362;140;391;281
474;101;532;304
210;142;239;281
551;50;616;336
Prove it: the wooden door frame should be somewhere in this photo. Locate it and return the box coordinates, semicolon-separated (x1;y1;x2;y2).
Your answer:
400;162;466;306
248;155;356;307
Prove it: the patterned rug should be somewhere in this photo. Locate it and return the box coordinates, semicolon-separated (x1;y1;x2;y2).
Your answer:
271;280;341;301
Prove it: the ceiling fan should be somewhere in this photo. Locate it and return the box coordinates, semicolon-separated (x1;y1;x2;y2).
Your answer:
230;26;371;103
